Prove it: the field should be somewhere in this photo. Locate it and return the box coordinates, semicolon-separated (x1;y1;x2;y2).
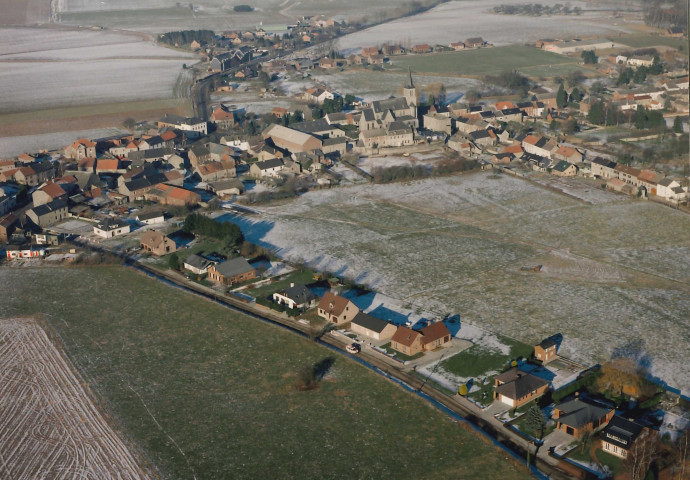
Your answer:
0;0;51;25
388;46;592;78
55;0;410;33
222;172;690;394
336;0;634;52
616;34;688;50
0;316;153;479
0;127;128;158
0;266;533;480
0;27;193;116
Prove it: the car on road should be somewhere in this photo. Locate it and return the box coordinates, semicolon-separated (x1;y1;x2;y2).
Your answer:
346;343;361;354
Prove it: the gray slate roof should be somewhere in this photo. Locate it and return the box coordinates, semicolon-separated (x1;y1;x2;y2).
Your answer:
213;257;255;278
602;416;645;450
555;398;612;429
351;311;391;334
184;253;214;271
280;284;315;304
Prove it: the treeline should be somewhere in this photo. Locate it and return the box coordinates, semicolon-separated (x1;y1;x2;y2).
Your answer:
158;30;215;46
616;59;663;86
182;213;244;245
644;0;688;30
372;158;477;183
493;3;582;15
485;70;530;97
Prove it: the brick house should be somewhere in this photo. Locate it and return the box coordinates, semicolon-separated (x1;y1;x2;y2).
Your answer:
534;338;557;364
140;230;177;256
553;397;614;438
207;257;256;286
391;326;424;356
317;292;359;325
493;368;549;408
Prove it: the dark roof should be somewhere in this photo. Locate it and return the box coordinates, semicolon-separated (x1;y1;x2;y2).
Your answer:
494;368;549;400
322;136;347;146
539;338;557;349
292;119;335;134
516;101;533;109
479;110;495;119
96;217;128;230
552;160;573;172
31;199;68;217
501;107;522;116
555;398;613;429
362;108;376;122
351;311;390;333
602;416;646;450
469;130;491;139
213;257;255;278
255;158;284;170
280;284;315;304
184;253;214;270
128;148;173;160
136;211;164;221
535;137;549;148
591;157;617;168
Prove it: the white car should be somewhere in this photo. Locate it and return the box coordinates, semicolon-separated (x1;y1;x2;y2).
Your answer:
346;343;361;354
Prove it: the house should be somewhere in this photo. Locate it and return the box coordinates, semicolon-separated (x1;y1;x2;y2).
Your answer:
601;416;651;459
423;113;452;134
317;292;359;325
0;213;18;243
158;114;208;137
465;37;485;48
195;161;236;182
361;46;379;57
449;41;465;50
136;211;165;225
26;199;68;228
140;230;177;256
184;253;215;275
412;44;431;54
553;145;583;164
590;157;617;179
553;397;614;438
301;87;336;104
64;138;96;160
93;218;130;238
272;283;316;310
32;182;67;207
391;326;424;356
534;338;557;364
207;179;245;198
207;257;256;285
656;177;683;200
493;368;549;408
144;185;201;207
350;311;397;341
249;158;284;178
420;322;452;350
551;160;578;176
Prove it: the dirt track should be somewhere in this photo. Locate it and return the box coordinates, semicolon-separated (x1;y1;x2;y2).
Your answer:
0;316;154;479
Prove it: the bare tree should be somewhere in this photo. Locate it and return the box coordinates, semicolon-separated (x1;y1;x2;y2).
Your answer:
625;430;659;480
676;428;689;480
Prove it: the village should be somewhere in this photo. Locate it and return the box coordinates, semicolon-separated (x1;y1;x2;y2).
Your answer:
1;16;689;480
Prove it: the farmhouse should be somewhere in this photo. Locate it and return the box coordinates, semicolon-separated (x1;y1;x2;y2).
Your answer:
250;158;285;178
64;138;96;160
26;199;68;228
32;182;67;207
144;186;201;207
207;257;256;285
272;283;316;310
412;44;431;54
350;312;397;341
601;416;650;459
551;160;578;177
493;368;549;408
590;157;617;179
158;114;208;137
317;292;359;325
140;230;176;256
553;397;614;438
207;179;245;198
93;218;130;238
183;254;215;275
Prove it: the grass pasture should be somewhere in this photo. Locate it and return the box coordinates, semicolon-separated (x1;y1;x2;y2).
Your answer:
389;46;592;77
617;34;687;50
0;266;533;480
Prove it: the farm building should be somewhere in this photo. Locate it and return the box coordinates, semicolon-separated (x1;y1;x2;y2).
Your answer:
262;124;323;154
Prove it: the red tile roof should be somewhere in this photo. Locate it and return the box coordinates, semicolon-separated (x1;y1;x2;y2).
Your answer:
391;326;421;347
40;182;67;199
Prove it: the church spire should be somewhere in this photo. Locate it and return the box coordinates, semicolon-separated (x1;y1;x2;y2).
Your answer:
404;66;414;89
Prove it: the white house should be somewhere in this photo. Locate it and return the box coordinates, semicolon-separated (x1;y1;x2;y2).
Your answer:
272;283;316;310
136;211;165;225
93;218;130;238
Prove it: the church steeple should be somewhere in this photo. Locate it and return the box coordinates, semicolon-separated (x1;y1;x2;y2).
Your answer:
404;66;414;89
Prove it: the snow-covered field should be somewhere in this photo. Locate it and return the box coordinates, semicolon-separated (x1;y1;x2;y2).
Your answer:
0;127;127;158
224;172;690;393
0;28;193;114
337;0;633;52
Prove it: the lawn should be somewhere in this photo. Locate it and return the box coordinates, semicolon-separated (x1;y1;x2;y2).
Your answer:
381;342;425;361
0;266;533;480
243;268;317;300
438;336;533;379
618;34;686;50
389;45;588;77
